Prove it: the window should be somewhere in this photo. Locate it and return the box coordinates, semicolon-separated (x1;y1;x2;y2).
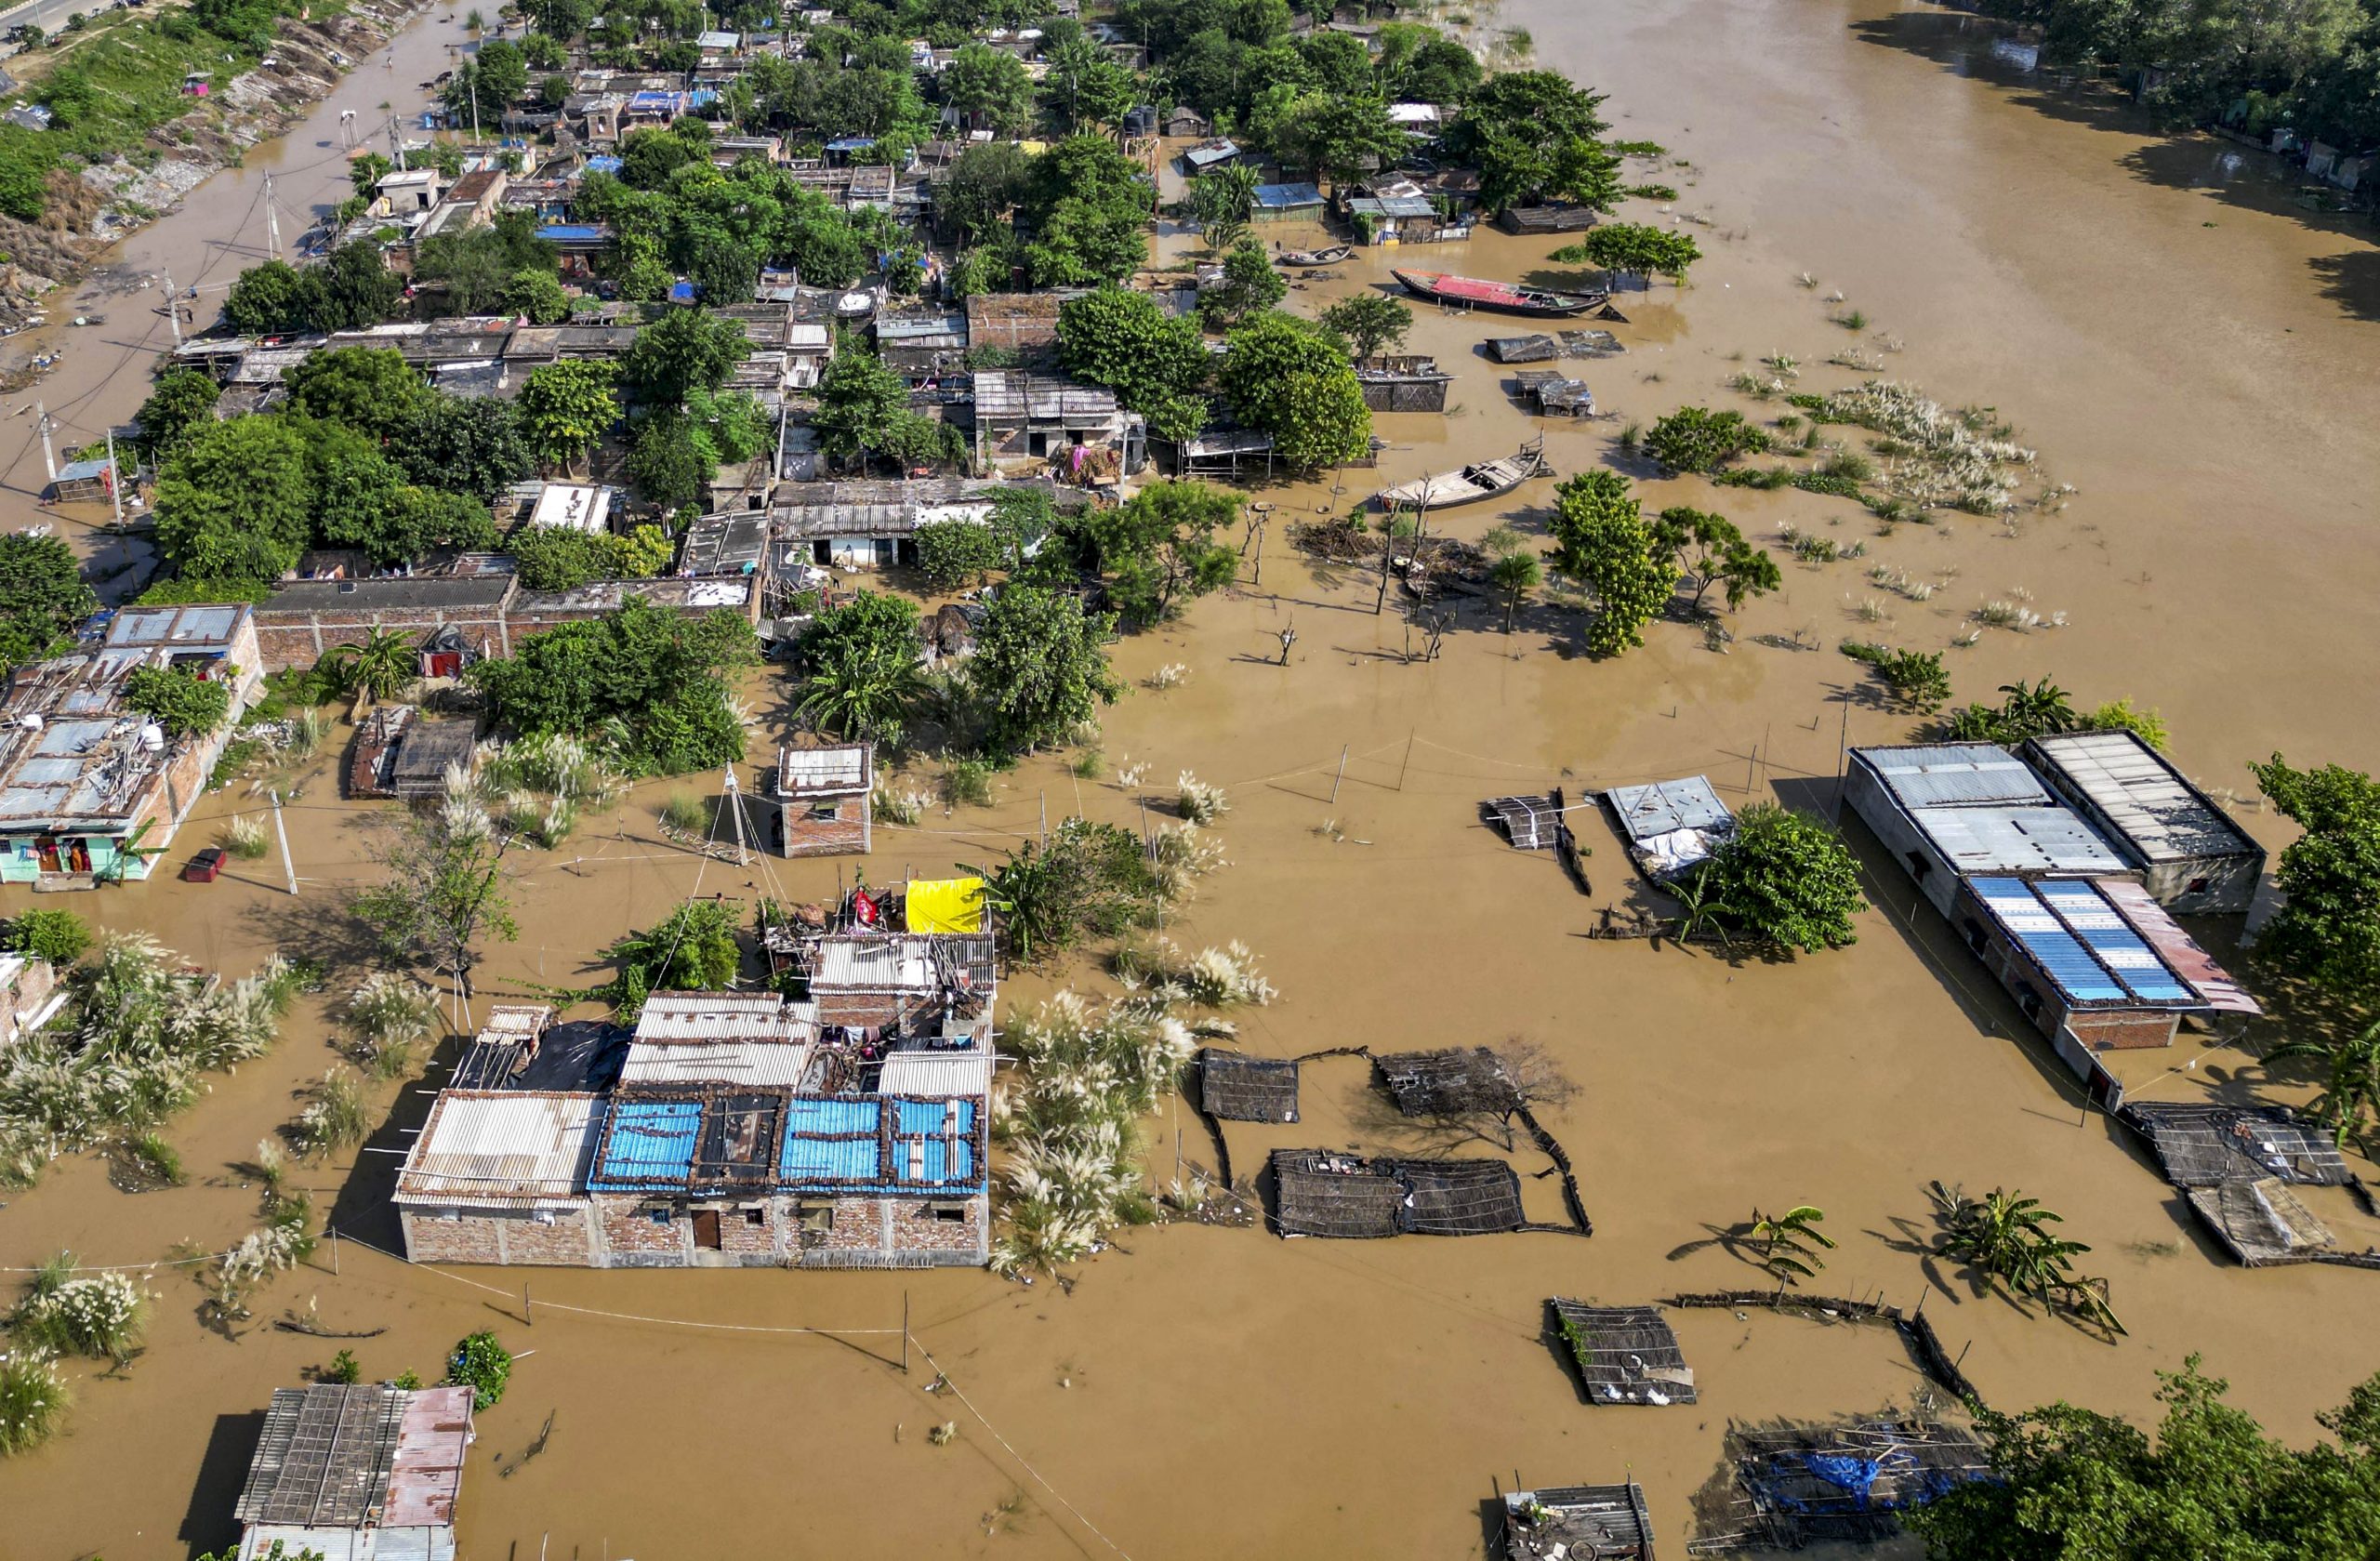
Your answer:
744;1207;767;1226
932;1204;970;1224
1906;851;1932;880
2187;877;2211;895
1960;918;1988;955
799;1203;835;1233
643;1204;673;1225
807;802;840;821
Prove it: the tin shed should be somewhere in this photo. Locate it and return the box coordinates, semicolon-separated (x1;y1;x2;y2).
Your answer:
2021;730;2264;913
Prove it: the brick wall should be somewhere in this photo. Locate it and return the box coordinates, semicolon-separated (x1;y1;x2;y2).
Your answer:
777;792;869;857
792;1193;986;1265
401;1205;599;1265
252;607;510;674
595;1194;690;1263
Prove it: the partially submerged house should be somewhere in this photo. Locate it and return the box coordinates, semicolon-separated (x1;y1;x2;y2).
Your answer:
1374;1046;1519;1117
769;741;872;857
970;371;1144;479
1604;776;1733;879
1196;1049;1299;1122
1269;1150;1526;1237
2021;730;2264;913
1950;875;2213;1050
1844;742;2129;918
1549;1301;1695;1407
1703;1417;1990;1552
2120;1102;2369;1268
1353;354;1453;413
1500;1483;1657;1561
395;975;996;1269
347;705;479;801
230;1382;474;1561
1251;181;1327;222
0;606;263;884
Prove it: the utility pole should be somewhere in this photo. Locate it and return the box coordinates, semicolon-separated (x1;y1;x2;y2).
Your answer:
390;116;406;171
468;61;480;144
103;427;122;524
160;268;182;343
35;401;55;483
264;175;281;257
271;789;297;895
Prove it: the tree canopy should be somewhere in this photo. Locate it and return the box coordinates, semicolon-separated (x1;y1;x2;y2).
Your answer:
1690;804;1867;953
1056;287;1213;444
1554;224;1703;284
1075;480;1241;628
1218;311;1371;472
468;600;758;775
0;534;95;669
2251;754;2380;1002
967;585;1122;755
1549;470;1677;657
516;361;620;475
1446;70;1620;212
285;348;430;442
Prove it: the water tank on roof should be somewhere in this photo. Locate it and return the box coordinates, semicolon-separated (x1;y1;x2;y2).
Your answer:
1124;104;1156;137
18;713;42;732
139;723;165;752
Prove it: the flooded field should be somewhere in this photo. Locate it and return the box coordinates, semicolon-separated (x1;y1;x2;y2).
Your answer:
6;0;2380;1557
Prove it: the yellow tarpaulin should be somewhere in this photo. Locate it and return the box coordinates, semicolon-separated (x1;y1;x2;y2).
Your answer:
905;876;986;934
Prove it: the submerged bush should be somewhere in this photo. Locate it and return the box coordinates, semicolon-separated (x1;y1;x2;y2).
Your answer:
0;1355;68;1458
342;973;439;1080
445;1330;512;1409
5;909;89;967
10;1259;146;1364
1175;772;1229;826
296;1069;371;1158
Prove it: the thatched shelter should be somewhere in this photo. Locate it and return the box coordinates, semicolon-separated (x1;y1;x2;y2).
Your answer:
1500;1483;1656;1560
1197;1049;1299;1122
1268;1150;1525;1237
2121;1102;2353;1188
1485;794;1562;851
2185;1178;2340;1266
1374;1047;1519;1117
1550;1302;1696;1406
1697;1415;1990;1551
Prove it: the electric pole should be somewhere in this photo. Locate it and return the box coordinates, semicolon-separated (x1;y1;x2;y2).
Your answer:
35;401;55;483
271;789;297;896
722;764;749;866
160;268;182;343
264;175;281;257
104;428;122;523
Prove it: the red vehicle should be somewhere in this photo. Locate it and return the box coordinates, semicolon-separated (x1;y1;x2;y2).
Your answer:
180;846;224;884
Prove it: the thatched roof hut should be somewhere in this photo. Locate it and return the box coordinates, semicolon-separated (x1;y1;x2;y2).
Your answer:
1501;1483;1656;1560
1698;1415;1990;1552
1550;1302;1696;1406
1374;1047;1519;1117
1197;1049;1299;1122
1268;1150;1524;1237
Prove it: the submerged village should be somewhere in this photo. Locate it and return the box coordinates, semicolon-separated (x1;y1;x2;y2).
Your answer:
1;0;2380;1554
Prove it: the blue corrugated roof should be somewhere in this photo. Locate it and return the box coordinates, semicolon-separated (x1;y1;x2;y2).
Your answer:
780;1095;879;1183
1973;878;2191;1008
2033;881;2193;1002
1254;182;1325;207
585;155;623;174
590;1098;700;1189
825;136;877;152
537;223;605;241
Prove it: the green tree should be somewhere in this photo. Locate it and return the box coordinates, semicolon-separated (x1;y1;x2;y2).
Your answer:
913;518;1006;591
1645;407;1767;473
1199;238;1287;328
303;241;404;332
1445;70;1619;211
1745;1204;1836;1283
811;349;911;467
468;600;756;774
1077;480;1241;627
797;624;926;748
0;533;96;669
1025;194;1150;287
1489;549;1540;635
153;417;315;583
596;900;741;1015
941;44;1035;134
620;308;749;409
133;371;221;462
448;38;529;126
398;396;531;501
1319;294;1413;363
1547;470;1676;656
222;259;311;335
1055;287;1212;444
1653;507;1778;612
1840;641;1952;714
124;665;233;740
1189;163;1259;253
940;141;1034;244
1218;311;1371;472
2250;755;2380;1001
1691;802;1868;954
5;908;91;966
627;413;707;510
1554;223;1702;284
1911;1356;2380;1561
1929;1180;2121;1331
348;151;393;198
334;627;417;703
285;348;430;440
1944;678;2081;744
516;361;619;475
505;267;572;324
966;585;1122;755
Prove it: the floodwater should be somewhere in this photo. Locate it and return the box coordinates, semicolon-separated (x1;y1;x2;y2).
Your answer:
8;1;2380;1557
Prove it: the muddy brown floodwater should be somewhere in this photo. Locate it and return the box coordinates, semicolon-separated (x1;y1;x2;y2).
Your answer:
7;1;2380;1557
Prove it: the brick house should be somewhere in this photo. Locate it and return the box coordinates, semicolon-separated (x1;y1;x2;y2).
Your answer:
770;742;871;857
1949;875;2215;1051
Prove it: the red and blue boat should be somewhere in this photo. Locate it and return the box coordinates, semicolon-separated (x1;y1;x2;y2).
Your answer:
1392;269;1602;318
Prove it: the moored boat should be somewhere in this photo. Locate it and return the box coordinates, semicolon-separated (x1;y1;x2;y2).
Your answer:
1392;269;1602;317
1375;437;1551;511
1278;244;1354;267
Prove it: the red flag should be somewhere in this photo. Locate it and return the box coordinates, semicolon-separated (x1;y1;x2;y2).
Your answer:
853;889;879;926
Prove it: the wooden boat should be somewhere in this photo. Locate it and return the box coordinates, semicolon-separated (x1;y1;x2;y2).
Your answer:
1278;244;1353;268
1375;437;1550;511
1392;269;1602;317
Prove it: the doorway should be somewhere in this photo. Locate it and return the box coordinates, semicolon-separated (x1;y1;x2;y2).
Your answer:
691;1210;722;1250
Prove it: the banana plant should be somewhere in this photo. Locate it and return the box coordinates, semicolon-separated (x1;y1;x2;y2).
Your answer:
1747;1203;1835;1283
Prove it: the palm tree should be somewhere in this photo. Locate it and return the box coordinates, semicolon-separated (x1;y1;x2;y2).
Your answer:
1746;1204;1835;1283
2267;1018;2380;1149
1490;550;1540;634
1928;1181;2117;1330
1996;677;2076;738
796;637;923;748
334;628;417;705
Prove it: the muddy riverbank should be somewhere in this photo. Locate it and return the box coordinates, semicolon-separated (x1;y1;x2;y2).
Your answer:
4;1;2380;1558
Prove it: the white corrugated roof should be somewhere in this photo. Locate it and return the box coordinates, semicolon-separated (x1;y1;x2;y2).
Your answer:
1857;744;2048;809
777;744;869;792
2026;731;2257;863
814;936;938;990
879;1047;993;1098
631;990;808;1044
393;1092;605;1209
621;1038;817;1088
1911;805;2128;875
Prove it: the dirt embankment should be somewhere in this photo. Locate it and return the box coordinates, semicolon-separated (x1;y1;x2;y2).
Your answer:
0;0;426;329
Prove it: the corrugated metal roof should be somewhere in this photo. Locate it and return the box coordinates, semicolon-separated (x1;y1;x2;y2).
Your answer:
629;990;806;1045
778;744;868;791
589;1097;702;1189
779;1095;879;1182
1605;776;1732;843
2096;880;2263;1014
1857;743;2047;809
879;1047;992;1098
383;1388;473;1530
620;1038;816;1088
1972;878;2197;1008
393;1091;605;1208
1911;804;2126;875
2025;731;2258;863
